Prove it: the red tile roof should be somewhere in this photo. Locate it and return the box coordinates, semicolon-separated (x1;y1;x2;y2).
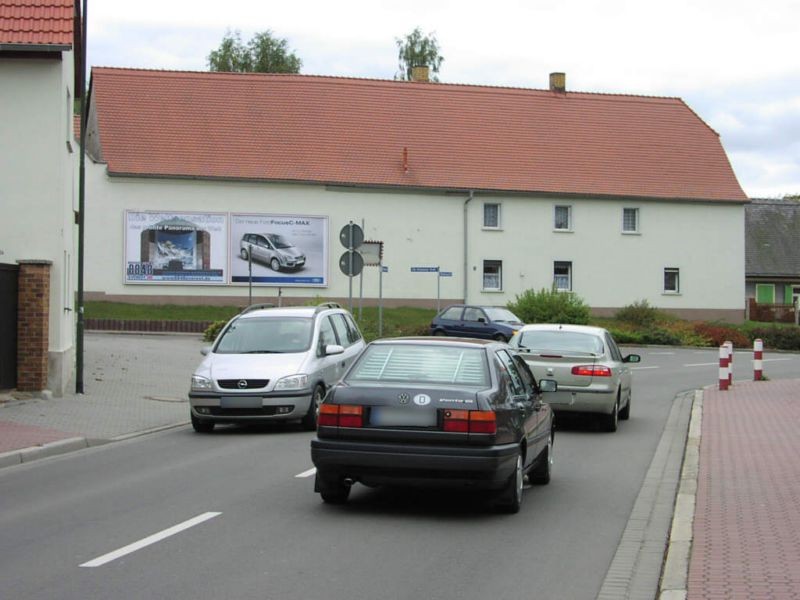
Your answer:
90;68;748;202
0;0;74;47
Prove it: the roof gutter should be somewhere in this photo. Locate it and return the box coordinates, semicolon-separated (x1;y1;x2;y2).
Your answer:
0;43;71;52
464;190;474;303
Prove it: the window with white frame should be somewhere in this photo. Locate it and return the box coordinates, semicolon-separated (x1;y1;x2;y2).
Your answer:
554;205;572;231
483;203;501;228
622;208;639;233
483;260;502;291
554;261;572;291
664;268;680;293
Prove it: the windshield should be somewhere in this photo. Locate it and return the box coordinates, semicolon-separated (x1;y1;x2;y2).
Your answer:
214;316;313;354
266;234;293;249
347;344;490;387
518;331;604;355
483;307;521;323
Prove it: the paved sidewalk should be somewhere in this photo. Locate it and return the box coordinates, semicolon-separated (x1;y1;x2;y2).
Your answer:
0;332;204;467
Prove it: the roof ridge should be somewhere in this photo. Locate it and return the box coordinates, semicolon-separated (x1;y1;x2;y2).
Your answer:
91;67;685;104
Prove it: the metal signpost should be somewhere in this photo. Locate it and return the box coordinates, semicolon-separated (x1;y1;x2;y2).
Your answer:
411;266;443;312
339;222;364;313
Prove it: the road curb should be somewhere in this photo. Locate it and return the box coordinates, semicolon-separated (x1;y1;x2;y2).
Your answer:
658;388;703;599
0;421;189;471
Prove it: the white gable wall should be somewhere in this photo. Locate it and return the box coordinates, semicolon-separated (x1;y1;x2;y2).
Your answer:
85;161;745;321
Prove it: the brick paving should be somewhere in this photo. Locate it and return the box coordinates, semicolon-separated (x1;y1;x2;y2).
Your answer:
0;421;78;453
688;380;800;600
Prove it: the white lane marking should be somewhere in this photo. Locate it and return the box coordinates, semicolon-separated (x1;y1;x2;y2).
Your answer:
295;467;317;478
648;352;675;355
684;362;719;367
632;366;660;370
762;358;794;363
79;512;221;568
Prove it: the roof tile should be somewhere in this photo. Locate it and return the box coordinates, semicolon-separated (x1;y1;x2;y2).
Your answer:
0;0;74;47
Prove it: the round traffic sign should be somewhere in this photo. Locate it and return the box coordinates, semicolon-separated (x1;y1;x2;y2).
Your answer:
339;223;364;249
339;250;364;276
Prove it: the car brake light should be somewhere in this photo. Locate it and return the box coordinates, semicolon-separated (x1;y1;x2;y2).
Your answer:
318;404;364;427
571;365;612;377
442;409;496;434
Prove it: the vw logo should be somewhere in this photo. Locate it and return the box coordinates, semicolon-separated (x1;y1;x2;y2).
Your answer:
413;394;431;406
398;393;410;404
237;380;248;389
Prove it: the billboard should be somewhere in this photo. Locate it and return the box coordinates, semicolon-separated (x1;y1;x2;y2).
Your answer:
230;213;328;286
124;211;228;284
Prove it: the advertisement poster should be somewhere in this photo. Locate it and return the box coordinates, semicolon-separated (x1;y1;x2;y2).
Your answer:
124;211;227;284
230;213;328;286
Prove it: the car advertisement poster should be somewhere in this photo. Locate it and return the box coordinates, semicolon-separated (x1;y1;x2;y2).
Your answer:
124;211;228;284
230;213;328;286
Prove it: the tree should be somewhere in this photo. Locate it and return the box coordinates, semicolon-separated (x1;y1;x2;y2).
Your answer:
395;27;444;81
208;29;302;74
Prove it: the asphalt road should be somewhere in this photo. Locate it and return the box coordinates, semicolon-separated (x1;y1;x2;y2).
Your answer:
1;347;797;600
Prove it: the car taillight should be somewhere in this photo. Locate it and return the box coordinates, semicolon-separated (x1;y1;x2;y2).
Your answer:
318;404;364;427
443;409;496;434
571;365;612;377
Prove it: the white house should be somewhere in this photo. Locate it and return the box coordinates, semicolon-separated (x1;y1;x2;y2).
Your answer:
0;0;80;395
83;68;748;322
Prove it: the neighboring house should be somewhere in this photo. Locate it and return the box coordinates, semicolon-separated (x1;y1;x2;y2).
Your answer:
0;0;81;395
83;68;748;322
746;198;800;312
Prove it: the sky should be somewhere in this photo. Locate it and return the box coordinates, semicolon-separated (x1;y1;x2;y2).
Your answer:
87;0;800;199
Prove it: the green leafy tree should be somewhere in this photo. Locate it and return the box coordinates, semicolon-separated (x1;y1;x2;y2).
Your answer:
395;27;444;81
208;29;302;73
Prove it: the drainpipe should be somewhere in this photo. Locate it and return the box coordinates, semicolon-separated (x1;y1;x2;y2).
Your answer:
463;191;473;303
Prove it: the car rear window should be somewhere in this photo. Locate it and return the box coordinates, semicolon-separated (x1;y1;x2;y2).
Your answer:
215;317;313;354
347;344;490;386
518;331;604;355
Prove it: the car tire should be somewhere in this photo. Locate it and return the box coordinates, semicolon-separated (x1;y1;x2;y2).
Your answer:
315;471;351;504
302;384;325;431
619;392;631;420
191;411;214;433
529;431;554;485
603;396;620;432
270;257;281;271
493;333;508;342
240;248;249;261
496;451;523;514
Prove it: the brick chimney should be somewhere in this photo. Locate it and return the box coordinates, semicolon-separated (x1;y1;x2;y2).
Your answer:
549;72;566;93
411;65;430;82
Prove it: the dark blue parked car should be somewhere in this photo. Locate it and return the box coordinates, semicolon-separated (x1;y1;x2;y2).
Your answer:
429;305;524;342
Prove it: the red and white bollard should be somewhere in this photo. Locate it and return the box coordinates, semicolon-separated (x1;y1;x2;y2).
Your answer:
754;338;764;381
718;345;729;391
724;340;733;385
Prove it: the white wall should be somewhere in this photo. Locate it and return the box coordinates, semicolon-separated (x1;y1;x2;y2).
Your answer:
85;164;745;317
0;54;77;393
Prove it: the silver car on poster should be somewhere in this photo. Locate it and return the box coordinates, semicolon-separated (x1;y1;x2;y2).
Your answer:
508;324;640;432
240;233;306;271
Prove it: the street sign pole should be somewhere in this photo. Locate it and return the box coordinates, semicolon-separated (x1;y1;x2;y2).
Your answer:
348;221;354;313
437;267;441;313
248;250;253;305
379;262;384;338
358;219;365;320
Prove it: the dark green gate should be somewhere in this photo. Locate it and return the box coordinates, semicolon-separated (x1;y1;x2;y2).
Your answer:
0;263;19;389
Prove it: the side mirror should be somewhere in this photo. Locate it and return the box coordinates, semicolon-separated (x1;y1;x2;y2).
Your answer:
538;379;558;393
201;346;211;356
325;344;345;357
477;317;486;323
623;354;641;364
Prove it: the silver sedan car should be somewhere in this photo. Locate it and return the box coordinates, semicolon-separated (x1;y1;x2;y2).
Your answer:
508;324;640;432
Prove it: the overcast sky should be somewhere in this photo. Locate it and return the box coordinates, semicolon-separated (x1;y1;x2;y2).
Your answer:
88;0;799;199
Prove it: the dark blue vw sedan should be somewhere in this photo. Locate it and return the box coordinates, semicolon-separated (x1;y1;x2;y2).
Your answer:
310;337;557;513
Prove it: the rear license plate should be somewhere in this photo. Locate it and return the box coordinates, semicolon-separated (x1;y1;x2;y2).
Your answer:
220;396;262;409
370;407;436;427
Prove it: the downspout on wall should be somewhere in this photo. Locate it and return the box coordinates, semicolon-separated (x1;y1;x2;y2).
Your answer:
463;190;473;303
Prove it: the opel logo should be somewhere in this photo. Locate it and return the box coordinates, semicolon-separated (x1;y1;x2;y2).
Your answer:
398;393;410;404
237;380;248;389
413;394;431;406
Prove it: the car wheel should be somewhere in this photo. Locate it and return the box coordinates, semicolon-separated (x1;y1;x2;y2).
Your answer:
191;411;214;433
619;391;631;420
493;333;508;342
302;384;325;431
603;396;620;432
315;471;351;504
529;430;554;485
496;451;523;514
240;248;249;261
432;329;446;337
270;257;281;271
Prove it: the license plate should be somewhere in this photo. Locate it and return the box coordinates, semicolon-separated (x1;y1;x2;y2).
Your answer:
220;396;262;409
370;406;436;427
